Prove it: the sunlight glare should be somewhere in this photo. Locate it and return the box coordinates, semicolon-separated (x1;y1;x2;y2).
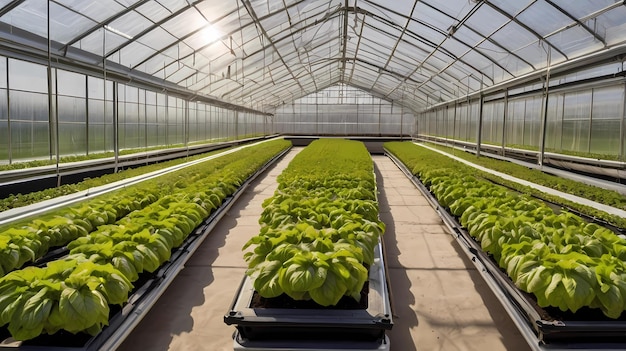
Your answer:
203;25;221;44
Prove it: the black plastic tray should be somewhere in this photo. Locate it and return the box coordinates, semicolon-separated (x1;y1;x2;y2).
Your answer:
224;239;393;345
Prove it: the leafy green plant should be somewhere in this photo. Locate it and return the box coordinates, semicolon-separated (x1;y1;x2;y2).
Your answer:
0;139;291;340
0;257;132;340
425;142;626;211
392;142;626;229
0;145;234;211
244;139;385;306
386;141;626;319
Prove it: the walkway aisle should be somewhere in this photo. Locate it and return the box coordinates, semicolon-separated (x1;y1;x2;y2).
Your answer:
374;155;530;351
118;149;300;351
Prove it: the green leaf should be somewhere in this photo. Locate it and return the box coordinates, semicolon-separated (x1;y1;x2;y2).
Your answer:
279;253;328;299
251;260;283;298
58;287;109;334
309;269;347;306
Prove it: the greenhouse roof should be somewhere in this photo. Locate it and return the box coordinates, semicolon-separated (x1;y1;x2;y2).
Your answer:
1;0;626;114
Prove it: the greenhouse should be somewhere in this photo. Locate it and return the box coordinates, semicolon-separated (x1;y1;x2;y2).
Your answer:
1;1;626;350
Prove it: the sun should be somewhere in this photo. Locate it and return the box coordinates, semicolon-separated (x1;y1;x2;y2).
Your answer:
203;25;222;44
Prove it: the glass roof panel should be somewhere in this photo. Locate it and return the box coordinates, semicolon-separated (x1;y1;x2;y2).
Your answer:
195;1;238;23
598;6;626;44
161;9;207;38
360;1;409;27
474;40;525;76
463;5;509;40
2;0;626;113
452;25;485;48
165;64;197;83
549;0;614;18
118;41;157;68
144;51;176;75
182;29;218;51
215;12;253;41
510;43;550;69
153;0;188;13
49;3;96;44
406;19;446;47
490;21;541;57
457;49;497;77
264;11;292;38
138;26;178;51
115;0;143;7
487;0;533;17
548;26;603;58
55;0;125;22
0;0;95;44
108;10;153;39
420;0;475;20
414;1;457;35
248;0;272;19
387;58;415;78
72;29;127;56
132;2;170;24
516;2;570;37
197;40;233;65
439;37;470;61
395;41;430;66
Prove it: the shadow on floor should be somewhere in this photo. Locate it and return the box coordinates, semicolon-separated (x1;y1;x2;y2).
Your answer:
448;234;533;351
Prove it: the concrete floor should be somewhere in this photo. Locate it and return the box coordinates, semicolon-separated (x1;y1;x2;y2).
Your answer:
117;150;531;351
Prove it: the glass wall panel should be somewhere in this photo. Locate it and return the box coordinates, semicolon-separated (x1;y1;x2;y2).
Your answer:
156;93;167;144
57;95;86;155
523;96;541;149
188;102;199;142
8;59;47;94
562;120;590;153
467;101;480;142
0;57;7;162
118;84;141;150
274;85;411;136
545;93;563;152
0;89;7;162
435;108;445;137
590;85;623;157
454;104;466;140
481;100;504;146
87;76;113;153
506;99;525;147
0;57;6;90
57;70;86;98
563;90;592;153
9;90;49;160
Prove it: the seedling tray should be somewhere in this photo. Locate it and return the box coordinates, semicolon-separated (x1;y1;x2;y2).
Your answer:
224;239;393;350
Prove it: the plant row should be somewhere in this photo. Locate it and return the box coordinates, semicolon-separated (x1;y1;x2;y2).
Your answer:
0;189;159;276
0;139;291;340
0;141;284;276
385;141;626;319
243;139;385;307
0;134;268;172
0;145;234;212
425;142;626;224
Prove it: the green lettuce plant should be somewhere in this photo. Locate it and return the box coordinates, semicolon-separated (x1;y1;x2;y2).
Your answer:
244;139;384;306
386;141;626;319
0;139;291;340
